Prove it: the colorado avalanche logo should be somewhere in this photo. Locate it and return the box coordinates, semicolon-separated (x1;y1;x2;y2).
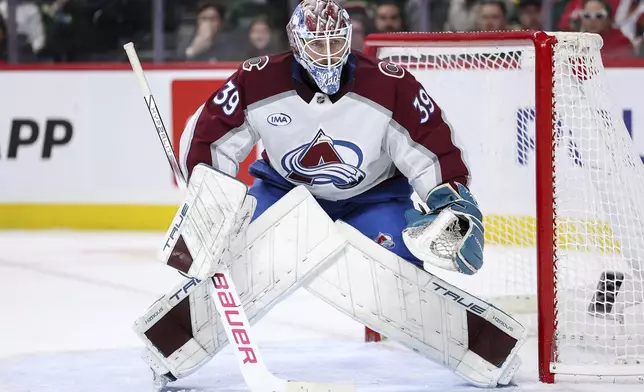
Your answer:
375;233;395;249
281;129;365;189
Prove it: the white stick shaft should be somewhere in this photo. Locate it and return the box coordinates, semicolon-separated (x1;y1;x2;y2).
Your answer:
123;42;186;187
123;42;152;97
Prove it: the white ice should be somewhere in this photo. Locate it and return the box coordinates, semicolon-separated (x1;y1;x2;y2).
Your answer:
0;231;638;391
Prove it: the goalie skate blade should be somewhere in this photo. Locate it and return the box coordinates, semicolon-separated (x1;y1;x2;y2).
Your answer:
284;381;356;392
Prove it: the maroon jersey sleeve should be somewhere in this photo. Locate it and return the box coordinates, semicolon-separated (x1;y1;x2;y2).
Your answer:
384;65;470;200
179;64;257;179
179;54;294;179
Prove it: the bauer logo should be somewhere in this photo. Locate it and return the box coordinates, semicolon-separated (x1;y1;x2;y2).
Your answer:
213;273;258;364
267;113;291;126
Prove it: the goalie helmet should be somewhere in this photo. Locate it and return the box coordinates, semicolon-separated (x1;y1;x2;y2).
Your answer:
287;0;352;95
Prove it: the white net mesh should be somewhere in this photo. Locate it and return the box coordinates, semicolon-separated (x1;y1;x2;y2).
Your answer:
374;32;644;377
552;34;644;375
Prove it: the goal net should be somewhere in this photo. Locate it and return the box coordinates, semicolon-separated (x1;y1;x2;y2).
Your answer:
364;31;644;382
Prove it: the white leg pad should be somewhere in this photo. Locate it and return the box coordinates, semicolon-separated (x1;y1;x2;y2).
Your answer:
135;185;348;382
158;163;253;280
305;221;527;388
134;276;219;379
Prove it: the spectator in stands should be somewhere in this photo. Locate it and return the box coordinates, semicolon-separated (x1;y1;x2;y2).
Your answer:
181;1;236;61
515;0;543;30
447;0;513;31
344;1;374;46
580;0;634;57
446;0;480;31
0;14;6;62
349;13;368;50
242;16;283;59
0;7;35;62
40;0;93;62
616;0;644;42
446;0;479;31
477;0;509;31
558;0;621;31
343;1;373;16
0;0;45;55
374;1;404;32
405;0;451;32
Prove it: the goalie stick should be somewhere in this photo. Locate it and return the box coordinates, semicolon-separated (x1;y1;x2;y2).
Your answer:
123;42;354;392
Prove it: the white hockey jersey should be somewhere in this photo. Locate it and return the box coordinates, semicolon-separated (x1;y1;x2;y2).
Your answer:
179;51;469;202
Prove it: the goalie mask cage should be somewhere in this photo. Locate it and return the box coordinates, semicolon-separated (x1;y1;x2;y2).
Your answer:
363;31;644;383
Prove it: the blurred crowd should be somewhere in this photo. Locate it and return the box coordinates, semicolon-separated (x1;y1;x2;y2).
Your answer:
0;0;643;63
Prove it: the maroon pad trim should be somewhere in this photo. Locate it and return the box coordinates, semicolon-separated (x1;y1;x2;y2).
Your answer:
144;297;193;357
467;312;518;368
167;235;193;274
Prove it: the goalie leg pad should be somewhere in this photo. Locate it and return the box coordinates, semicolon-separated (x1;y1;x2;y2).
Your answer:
136;185;347;382
158;163;254;280
134;275;220;380
305;221;526;388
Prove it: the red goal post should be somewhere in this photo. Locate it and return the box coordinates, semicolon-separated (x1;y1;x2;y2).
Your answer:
362;31;644;384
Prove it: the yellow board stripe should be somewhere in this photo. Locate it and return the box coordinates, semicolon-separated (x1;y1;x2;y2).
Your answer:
0;204;177;230
0;204;621;252
484;215;620;252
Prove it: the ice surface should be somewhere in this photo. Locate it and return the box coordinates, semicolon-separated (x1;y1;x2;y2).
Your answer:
0;231;638;391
